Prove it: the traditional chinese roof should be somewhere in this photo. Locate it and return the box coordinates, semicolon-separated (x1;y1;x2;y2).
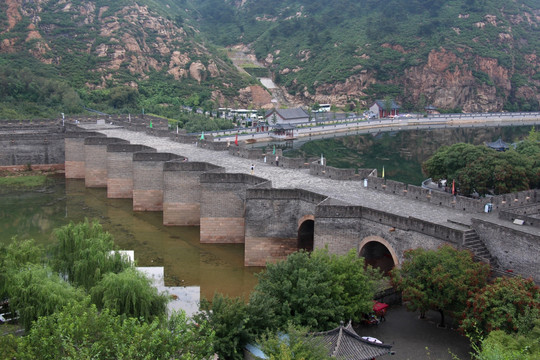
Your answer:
265;108;309;121
374;100;401;110
486;138;509;151
272;123;296;130
310;321;393;360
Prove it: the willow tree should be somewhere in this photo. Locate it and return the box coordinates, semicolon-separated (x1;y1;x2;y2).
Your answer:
50;219;130;290
0;238;43;299
7;264;84;331
91;267;168;322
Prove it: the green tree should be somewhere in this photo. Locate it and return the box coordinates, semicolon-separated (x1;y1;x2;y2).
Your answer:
90;267;169;322
461;277;540;341
50;219;130;291
194;293;251;360
391;245;490;327
5;300;215;360
257;323;332;360
250;249;376;331
0;238;43;299
6;264;84;331
109;86;139;109
472;320;540;360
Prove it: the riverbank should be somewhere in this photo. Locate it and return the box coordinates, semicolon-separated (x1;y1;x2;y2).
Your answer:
0;165;63;192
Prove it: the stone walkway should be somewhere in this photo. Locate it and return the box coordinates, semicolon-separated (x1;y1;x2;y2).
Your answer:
89;126;513;232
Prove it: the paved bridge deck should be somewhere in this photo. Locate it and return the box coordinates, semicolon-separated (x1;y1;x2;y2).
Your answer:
89;126;537;236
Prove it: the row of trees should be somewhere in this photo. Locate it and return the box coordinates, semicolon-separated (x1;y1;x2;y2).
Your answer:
391;245;540;359
0;220;382;359
2;219;538;359
422;127;540;195
0;220;215;359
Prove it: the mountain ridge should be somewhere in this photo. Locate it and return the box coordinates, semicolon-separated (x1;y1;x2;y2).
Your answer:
0;0;539;120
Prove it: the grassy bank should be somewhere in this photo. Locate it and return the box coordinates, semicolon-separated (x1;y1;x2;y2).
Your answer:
0;174;51;192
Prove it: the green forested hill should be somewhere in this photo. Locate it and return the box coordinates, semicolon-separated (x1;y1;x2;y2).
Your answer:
191;0;540;111
0;0;539;120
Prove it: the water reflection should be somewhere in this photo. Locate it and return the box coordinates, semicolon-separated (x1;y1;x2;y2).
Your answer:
1;177;261;303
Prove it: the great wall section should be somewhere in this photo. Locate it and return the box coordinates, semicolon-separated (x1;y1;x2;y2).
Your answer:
1;114;539;282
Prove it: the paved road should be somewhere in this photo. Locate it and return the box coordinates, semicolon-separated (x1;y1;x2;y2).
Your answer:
88;126;515;233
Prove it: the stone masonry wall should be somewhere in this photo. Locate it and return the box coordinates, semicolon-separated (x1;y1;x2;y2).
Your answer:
107;144;156;198
0;133;65;166
163;161;224;226
244;189;327;266
64;132;105;179
200;173;271;244
315;205;459;265
472;218;540;282
132;152;182;211
84;137;129;188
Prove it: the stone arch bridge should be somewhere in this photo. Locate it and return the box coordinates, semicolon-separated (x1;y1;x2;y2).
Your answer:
58;123;540;282
1;118;538;281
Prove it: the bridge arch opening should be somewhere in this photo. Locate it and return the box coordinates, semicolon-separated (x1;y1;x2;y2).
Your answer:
358;236;398;275
297;215;315;252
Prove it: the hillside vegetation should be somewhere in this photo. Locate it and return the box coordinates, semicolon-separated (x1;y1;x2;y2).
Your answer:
0;0;539;120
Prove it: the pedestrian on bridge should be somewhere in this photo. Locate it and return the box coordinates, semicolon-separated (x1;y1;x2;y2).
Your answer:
275;155;279;167
251;164;254;175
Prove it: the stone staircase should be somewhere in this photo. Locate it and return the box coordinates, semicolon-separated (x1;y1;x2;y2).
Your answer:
462;229;493;264
462;229;515;278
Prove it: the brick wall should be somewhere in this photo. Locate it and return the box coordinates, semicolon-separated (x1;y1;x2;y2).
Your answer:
200;173;271;243
64;132;105;179
84;137;129;188
472;218;540;282
162;161;224;226
244;189;325;265
107;145;156;198
132;152;181;211
244;236;298;266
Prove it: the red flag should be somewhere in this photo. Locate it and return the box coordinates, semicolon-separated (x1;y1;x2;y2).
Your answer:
234;133;238;146
452;179;455;195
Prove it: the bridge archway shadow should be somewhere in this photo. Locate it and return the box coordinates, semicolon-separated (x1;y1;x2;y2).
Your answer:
358;236;398;275
297;215;315;252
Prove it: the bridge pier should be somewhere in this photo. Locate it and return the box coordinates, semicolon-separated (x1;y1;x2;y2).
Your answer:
106;144;156;198
163;161;223;226
64;132;105;179
244;189;326;266
132;152;183;211
200;173;271;244
84;137;129;188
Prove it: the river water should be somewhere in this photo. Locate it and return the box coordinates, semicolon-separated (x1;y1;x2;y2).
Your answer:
0;177;261;302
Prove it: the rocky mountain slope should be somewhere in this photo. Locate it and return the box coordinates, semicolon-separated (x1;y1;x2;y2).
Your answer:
0;0;266;118
192;0;540;113
0;0;539;119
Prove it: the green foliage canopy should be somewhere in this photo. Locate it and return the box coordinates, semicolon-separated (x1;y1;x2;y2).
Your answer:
257;323;332;360
2;300;215;360
251;249;377;331
50;219;131;291
391;245;490;327
460;277;540;340
423;135;540;195
472;320;540;360
91;267;169;322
